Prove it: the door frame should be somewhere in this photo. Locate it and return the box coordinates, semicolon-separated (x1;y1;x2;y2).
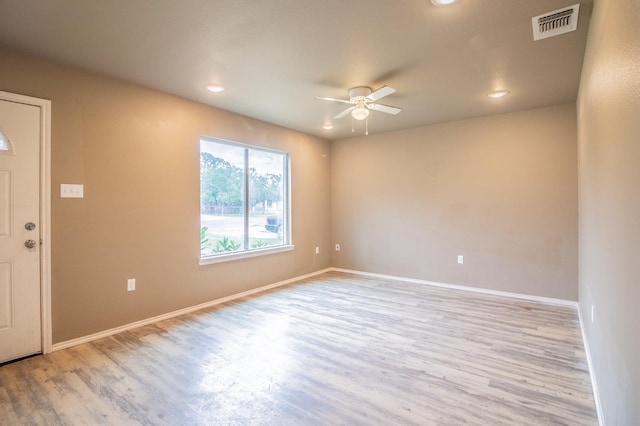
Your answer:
0;90;52;354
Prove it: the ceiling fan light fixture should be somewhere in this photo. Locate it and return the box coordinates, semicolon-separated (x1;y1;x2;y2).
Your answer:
431;0;460;6
351;102;370;121
322;123;334;130
487;90;510;99
317;85;400;127
205;84;225;93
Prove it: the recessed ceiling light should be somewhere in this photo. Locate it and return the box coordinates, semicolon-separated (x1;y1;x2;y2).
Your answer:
205;84;225;93
487;90;510;99
322;123;334;130
431;0;460;6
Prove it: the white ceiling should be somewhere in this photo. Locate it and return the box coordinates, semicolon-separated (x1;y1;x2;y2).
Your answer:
0;0;592;139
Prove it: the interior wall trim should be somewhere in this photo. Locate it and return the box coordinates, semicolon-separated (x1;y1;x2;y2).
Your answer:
51;264;599;423
577;306;605;426
330;268;579;307
51;268;333;352
53;266;581;352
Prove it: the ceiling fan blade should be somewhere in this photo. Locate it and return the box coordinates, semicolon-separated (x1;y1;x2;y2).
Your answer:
315;96;353;104
366;85;396;102
333;106;356;119
368;103;402;115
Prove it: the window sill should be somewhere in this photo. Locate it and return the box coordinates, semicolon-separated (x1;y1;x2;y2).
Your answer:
199;244;295;266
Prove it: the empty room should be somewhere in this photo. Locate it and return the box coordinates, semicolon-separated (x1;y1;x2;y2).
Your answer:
0;0;637;424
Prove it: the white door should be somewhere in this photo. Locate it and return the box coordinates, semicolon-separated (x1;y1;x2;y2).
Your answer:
0;98;42;363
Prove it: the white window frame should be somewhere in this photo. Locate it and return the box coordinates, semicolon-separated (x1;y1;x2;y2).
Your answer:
199;137;293;265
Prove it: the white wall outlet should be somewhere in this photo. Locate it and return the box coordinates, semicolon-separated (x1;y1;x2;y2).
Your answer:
335;244;341;251
127;278;136;292
457;255;464;264
315;246;320;254
60;183;84;198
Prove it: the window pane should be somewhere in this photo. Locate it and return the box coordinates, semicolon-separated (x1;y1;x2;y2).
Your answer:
248;149;286;249
200;140;246;256
0;131;9;152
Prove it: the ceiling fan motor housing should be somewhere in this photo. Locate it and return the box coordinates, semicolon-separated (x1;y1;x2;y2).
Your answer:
349;86;373;102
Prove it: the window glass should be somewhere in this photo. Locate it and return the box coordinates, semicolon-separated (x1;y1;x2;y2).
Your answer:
0;131;10;152
248;149;286;247
200;138;289;259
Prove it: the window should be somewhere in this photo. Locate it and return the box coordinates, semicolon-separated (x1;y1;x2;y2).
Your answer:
0;130;12;154
200;137;290;262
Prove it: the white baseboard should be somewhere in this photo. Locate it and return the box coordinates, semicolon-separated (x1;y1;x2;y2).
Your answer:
577;307;605;426
331;267;604;423
52;266;577;351
329;267;578;308
52;265;598;423
52;268;332;352
51;268;605;426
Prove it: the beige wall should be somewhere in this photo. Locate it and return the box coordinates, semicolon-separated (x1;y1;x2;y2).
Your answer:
332;104;578;300
0;47;332;343
577;0;640;423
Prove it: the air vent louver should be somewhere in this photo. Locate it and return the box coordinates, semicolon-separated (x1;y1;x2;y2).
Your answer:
532;3;580;41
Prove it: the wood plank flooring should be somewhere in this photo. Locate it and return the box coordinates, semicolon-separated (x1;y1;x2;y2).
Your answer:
0;272;598;425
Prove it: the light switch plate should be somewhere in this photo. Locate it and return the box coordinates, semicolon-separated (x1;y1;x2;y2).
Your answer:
61;184;84;198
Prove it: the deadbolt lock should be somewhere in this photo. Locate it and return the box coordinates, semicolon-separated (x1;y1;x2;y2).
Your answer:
25;222;36;231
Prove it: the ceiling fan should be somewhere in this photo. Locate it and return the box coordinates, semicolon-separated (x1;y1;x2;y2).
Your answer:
316;85;401;121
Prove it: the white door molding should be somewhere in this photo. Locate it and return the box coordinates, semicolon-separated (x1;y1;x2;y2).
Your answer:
0;90;52;354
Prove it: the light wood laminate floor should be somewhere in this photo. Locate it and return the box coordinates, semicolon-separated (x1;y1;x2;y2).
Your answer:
0;272;597;425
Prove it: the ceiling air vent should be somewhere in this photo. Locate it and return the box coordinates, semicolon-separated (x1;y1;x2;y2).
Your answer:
532;3;580;41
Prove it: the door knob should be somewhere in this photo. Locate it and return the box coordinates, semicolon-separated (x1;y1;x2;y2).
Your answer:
25;222;36;231
25;239;37;249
